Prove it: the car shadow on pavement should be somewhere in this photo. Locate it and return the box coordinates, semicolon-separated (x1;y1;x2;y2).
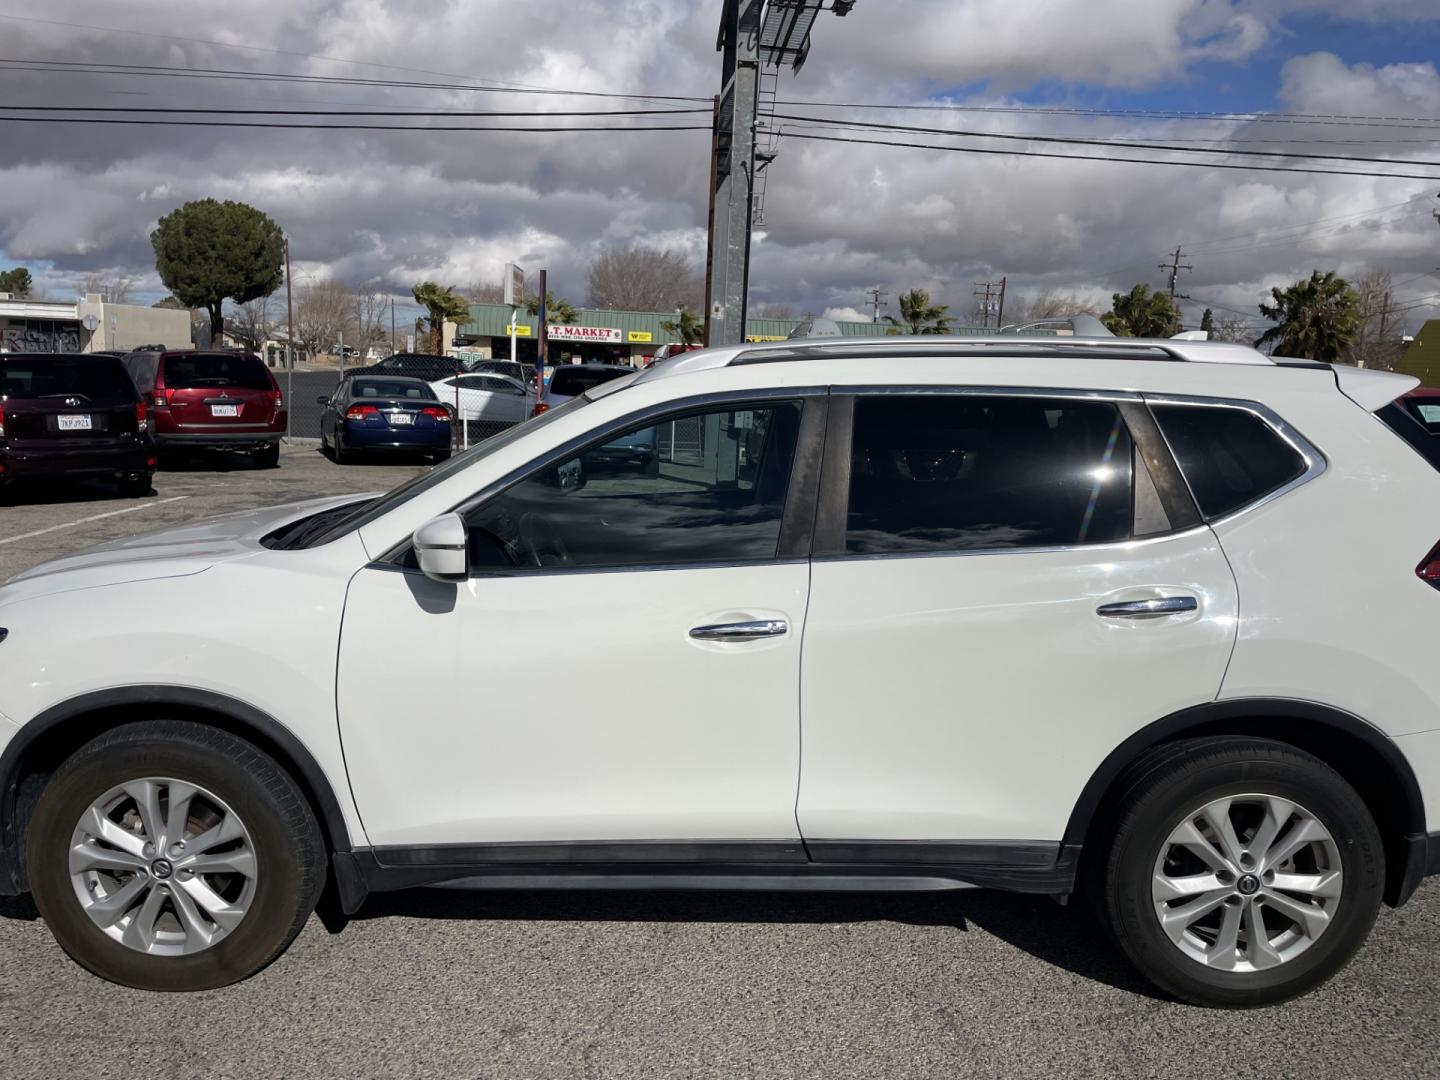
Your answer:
0;479;153;506
346;887;1162;999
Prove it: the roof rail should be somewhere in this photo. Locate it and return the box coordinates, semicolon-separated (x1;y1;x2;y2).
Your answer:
725;335;1275;367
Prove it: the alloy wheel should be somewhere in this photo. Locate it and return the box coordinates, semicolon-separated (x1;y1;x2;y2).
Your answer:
1151;793;1342;973
67;777;257;957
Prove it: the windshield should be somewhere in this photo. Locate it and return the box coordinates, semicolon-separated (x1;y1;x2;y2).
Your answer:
308;393;591;546
549;367;629;397
163;352;272;390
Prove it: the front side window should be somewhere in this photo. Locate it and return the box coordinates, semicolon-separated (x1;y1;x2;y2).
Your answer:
463;401;803;571
845;395;1134;554
1151;403;1306;520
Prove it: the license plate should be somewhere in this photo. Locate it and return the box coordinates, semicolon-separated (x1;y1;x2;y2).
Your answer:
57;414;92;431
210;404;240;417
389;412;414;426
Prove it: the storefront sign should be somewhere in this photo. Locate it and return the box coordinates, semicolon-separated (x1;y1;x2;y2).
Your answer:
627;331;653;343
548;325;622;343
508;324;532;336
745;335;789;342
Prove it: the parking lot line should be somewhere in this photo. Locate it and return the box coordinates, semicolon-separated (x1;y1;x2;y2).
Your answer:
0;496;189;547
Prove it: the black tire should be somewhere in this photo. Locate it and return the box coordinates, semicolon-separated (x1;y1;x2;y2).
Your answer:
432;448;451;463
117;474;152;498
252;443;280;469
1096;737;1383;1008
27;721;325;991
333;437;351;465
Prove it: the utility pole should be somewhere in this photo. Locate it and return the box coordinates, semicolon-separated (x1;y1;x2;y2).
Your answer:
1159;245;1193;301
996;275;1007;328
283;237;295;442
537;269;548;399
868;287;889;323
390;297;396;355
973;280;1003;328
706;0;762;348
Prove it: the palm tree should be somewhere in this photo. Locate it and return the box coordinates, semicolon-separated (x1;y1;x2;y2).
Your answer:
1257;270;1362;362
410;281;470;353
660;307;704;346
524;292;579;325
1102;284;1180;338
884;288;953;335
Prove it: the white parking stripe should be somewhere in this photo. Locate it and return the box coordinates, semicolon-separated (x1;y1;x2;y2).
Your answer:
0;496;189;547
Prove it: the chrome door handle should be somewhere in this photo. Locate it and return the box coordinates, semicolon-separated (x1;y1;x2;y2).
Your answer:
1096;596;1199;618
689;619;789;641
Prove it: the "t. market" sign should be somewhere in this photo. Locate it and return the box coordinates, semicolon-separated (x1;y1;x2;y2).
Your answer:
548;325;623;343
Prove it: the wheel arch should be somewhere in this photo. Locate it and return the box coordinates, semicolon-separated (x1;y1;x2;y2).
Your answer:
0;685;355;895
1063;698;1429;907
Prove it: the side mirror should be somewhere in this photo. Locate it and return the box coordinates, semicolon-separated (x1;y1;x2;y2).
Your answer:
316;395;330;405
412;513;468;583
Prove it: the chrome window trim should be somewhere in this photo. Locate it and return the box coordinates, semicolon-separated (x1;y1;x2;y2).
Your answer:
811;524;1214;566
830;383;1144;403
1142;393;1327;526
364;557;811;580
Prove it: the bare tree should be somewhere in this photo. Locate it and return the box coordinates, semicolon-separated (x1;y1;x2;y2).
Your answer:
586;243;702;312
1346;269;1406;371
756;303;795;320
466;279;505;304
294;280;351;364
77;273;139;304
227;295;273;351
1210;315;1258;345
1002;289;1099;327
350;285;391;356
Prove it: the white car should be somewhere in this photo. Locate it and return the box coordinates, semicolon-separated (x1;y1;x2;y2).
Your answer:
2;335;1440;1006
429;372;533;425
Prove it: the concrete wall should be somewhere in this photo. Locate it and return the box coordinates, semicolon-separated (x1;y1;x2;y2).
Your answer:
76;296;193;352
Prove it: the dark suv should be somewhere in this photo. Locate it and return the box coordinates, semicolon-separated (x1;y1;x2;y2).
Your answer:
0;352;155;497
124;350;286;467
346;352;461;383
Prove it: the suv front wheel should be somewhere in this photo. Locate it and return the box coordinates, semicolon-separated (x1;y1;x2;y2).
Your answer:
1097;737;1383;1008
27;720;325;991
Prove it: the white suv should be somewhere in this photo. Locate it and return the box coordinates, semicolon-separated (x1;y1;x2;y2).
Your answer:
3;336;1439;1006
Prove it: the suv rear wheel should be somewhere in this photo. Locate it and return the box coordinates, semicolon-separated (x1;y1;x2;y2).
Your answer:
27;721;324;991
1096;737;1383;1008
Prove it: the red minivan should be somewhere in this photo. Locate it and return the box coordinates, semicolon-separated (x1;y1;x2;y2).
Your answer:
124;349;286;467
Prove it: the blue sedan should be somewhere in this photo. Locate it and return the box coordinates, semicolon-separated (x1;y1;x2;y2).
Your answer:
319;376;452;464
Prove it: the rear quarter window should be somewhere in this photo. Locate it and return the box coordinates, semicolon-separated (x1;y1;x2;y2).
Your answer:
163;353;272;391
549;368;628;397
1151;403;1307;519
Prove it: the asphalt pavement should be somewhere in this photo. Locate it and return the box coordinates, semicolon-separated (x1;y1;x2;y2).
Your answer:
1;445;1439;1078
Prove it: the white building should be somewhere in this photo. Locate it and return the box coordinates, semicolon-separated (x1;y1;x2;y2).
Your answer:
0;293;193;353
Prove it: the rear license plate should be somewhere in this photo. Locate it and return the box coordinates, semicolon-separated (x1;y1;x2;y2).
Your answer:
57;414;93;431
390;412;414;426
210;404;240;417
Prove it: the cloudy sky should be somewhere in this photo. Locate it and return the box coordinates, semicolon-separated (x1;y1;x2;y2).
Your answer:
1;0;1439;334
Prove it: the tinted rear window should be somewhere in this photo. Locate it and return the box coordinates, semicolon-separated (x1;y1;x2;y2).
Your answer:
1402;397;1440;435
845;395;1134;553
164;353;271;390
549;367;629;397
1151;404;1306;519
0;356;137;400
350;378;436;400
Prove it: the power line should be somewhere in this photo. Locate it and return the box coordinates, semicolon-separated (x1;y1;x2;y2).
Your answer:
782;131;1440;181
773;113;1440;169
774;98;1440;129
0;116;711;133
0;105;707;117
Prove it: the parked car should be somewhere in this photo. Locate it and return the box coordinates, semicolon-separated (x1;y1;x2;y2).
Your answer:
471;359;529;383
5;334;1440;1007
429;372;533;426
123;349;285;468
0;351;155;497
536;362;634;415
346;352;460;384
1398;387;1440;435
318;375;452;463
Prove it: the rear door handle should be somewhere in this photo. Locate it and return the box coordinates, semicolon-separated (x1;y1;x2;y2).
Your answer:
689;619;789;641
1096;596;1199;618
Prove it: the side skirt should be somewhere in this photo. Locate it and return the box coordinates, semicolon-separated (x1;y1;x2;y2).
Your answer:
338;840;1081;915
